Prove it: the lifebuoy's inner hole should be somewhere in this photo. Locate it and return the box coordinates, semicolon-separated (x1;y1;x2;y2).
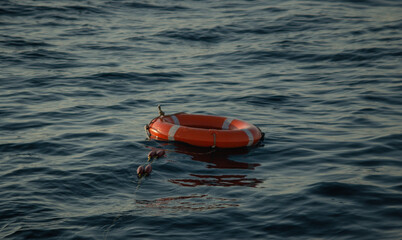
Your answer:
164;114;250;130
181;124;225;130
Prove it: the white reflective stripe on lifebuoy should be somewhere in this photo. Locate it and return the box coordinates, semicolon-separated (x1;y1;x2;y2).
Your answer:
222;118;234;130
171;115;180;126
242;129;254;147
168;125;180;141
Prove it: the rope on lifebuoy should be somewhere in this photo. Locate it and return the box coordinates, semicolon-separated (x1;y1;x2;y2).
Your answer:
157;104;165;116
144;124;151;138
145;107;164;140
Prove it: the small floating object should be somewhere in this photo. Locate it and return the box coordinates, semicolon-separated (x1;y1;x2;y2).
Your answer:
137;165;145;177
144;164;152;175
145;105;264;148
148;150;157;161
156;149;165;158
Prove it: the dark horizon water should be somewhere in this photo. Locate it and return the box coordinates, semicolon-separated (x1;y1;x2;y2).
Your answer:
1;0;402;239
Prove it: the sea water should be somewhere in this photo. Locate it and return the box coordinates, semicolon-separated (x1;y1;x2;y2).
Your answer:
1;0;401;239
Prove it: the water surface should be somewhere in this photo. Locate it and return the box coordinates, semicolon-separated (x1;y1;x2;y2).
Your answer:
1;0;402;239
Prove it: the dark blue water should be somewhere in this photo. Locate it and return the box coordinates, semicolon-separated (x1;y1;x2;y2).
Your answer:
1;0;402;239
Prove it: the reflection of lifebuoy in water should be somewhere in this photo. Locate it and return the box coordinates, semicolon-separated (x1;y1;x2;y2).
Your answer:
169;174;263;188
155;141;264;187
146;112;264;148
135;194;239;212
174;142;260;169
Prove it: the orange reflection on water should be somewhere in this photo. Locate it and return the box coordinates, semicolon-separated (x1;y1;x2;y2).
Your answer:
171;143;261;169
135;194;239;213
166;142;263;188
170;174;263;187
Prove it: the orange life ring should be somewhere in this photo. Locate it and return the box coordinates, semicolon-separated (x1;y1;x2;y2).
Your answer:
146;112;264;148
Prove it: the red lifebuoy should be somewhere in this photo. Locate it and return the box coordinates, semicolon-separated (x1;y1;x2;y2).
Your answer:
146;112;263;148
